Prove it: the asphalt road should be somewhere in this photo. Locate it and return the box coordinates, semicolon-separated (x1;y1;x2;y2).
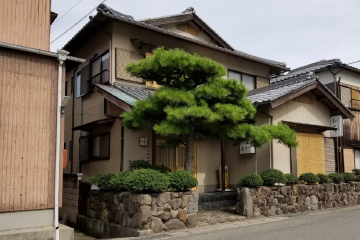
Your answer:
153;207;360;240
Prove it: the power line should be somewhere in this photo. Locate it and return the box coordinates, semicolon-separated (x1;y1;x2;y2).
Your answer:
345;60;360;65
50;0;107;44
52;0;84;26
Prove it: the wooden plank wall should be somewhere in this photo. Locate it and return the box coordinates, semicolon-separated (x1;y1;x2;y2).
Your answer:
0;47;62;212
0;0;51;51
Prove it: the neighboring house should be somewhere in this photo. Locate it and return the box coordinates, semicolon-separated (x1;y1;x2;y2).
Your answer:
0;0;83;239
249;72;353;176
59;4;355;226
271;59;360;173
61;2;287;217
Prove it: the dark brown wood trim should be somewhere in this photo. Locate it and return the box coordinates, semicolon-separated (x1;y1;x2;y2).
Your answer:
271;84;317;108
316;83;355;120
93;85;132;112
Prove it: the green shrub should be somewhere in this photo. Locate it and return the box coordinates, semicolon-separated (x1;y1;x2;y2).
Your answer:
328;173;344;183
122;169;170;193
128;159;151;170
151;164;172;174
88;173;115;190
260;169;287;186
169;170;198;191
317;173;333;184
239;174;264;188
285;174;297;185
342;172;357;182
352;169;360;175
108;170;132;191
298;173;320;185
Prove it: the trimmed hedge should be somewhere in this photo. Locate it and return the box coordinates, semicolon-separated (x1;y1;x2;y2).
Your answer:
285;174;297;185
239;174;264;188
298;173;320;185
342;172;357;182
317;173;333;184
87;173;115;190
169;170;198;191
352;169;360;176
328;173;344;183
122;169;170;193
128;159;151;170
260;169;287;186
108;170;132;191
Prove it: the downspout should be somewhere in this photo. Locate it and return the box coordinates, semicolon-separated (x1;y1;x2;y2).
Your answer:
71;64;80;173
258;110;274;169
329;66;345;173
54;50;68;240
55;50;85;240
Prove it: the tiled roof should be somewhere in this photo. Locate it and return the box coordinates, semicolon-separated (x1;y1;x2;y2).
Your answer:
270;59;342;83
94;84;139;106
248;72;317;105
113;82;154;103
63;4;287;70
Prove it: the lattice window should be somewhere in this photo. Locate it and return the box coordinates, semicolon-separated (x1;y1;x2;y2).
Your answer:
115;48;143;83
256;76;270;88
176;23;199;37
340;86;351;108
293;93;313;105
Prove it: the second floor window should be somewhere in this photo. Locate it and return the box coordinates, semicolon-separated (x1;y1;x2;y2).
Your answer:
76;72;81;98
352;89;360;109
228;70;255;91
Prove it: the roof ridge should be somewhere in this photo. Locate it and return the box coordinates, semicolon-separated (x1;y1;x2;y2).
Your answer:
248;72;317;96
289;59;341;73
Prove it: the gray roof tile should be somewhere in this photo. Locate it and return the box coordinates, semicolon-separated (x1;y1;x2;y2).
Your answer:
95;4;287;69
270;59;342;83
113;82;154;103
248;72;317;105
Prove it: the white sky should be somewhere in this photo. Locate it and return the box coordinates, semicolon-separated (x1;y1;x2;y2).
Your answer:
50;0;360;70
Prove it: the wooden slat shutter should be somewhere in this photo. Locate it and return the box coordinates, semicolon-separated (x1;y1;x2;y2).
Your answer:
79;135;91;161
80;62;91;96
324;138;336;174
145;52;161;89
344;148;355;173
352;90;359;109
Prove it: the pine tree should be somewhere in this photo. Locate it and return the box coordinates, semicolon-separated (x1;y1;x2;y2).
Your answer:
122;48;298;172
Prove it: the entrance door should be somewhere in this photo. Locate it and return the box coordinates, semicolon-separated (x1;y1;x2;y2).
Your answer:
343;149;355;172
155;140;197;178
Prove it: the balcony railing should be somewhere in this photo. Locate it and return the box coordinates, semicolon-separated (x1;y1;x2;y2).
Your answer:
85;69;110;93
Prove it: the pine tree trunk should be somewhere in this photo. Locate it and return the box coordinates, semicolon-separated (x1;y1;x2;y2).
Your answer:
184;128;195;173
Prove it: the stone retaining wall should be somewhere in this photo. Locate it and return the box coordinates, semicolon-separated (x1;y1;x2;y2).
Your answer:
236;182;360;217
88;190;199;234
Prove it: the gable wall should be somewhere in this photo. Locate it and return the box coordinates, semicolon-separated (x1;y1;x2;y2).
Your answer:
269;93;331;174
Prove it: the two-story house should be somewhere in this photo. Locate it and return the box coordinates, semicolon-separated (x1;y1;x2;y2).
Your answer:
0;1;84;239
270;59;360;174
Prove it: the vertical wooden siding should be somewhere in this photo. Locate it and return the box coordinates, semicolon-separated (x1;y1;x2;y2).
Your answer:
0;0;51;51
0;48;60;212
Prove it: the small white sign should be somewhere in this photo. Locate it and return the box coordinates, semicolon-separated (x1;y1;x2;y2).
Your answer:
240;142;255;154
330;115;343;137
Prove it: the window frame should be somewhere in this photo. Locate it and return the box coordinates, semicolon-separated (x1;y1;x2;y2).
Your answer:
228;69;256;90
76;71;81;99
351;88;360;110
91;132;111;161
89;50;110;86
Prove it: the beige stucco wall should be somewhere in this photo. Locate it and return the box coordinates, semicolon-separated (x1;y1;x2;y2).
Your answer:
270;93;332;173
123;128;151;171
318;68;360;87
197;139;221;192
158;22;214;44
110;21;272;88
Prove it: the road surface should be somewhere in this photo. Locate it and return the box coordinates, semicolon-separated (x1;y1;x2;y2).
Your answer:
137;205;360;240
